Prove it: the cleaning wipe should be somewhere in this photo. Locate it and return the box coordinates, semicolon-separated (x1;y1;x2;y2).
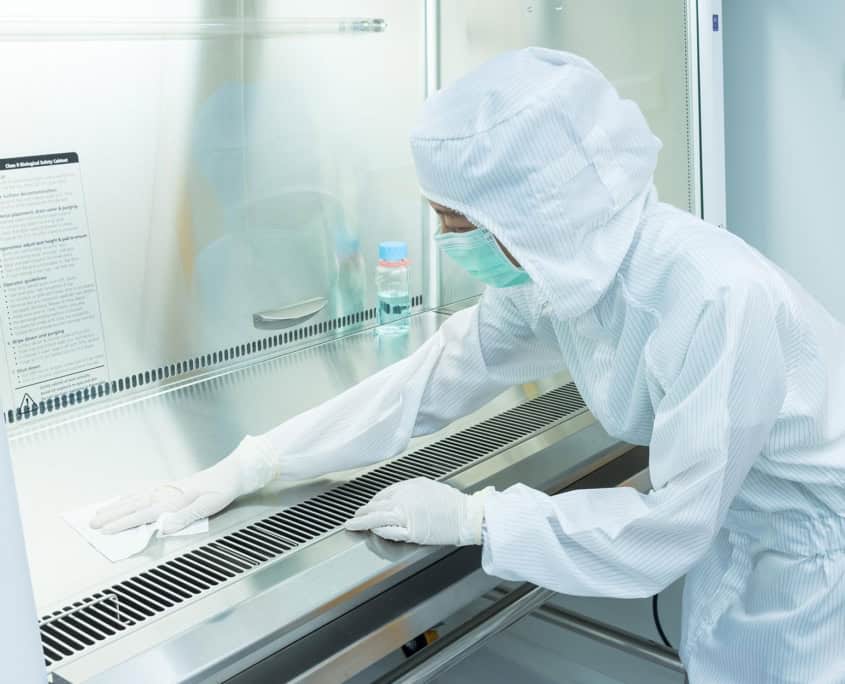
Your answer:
63;498;209;562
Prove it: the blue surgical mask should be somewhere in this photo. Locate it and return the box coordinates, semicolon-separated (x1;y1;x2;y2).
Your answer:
435;227;530;288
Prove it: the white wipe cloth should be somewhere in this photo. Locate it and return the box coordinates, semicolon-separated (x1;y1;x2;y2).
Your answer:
63;498;209;562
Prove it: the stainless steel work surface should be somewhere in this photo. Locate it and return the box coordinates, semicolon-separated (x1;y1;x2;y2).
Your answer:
11;309;574;612
13;311;432;610
13;307;628;682
54;396;621;683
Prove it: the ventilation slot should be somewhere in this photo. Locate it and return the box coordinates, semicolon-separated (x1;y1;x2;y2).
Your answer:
40;382;586;670
9;295;425;425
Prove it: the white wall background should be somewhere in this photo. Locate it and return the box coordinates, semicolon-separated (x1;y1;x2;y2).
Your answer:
724;0;845;322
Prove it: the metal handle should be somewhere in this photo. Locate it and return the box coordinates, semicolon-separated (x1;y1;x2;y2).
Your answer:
0;17;387;39
252;296;327;330
373;584;556;684
376;583;683;683
486;587;684;674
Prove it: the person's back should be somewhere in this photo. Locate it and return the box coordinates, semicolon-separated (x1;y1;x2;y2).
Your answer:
538;193;845;681
492;187;845;684
635;201;845;681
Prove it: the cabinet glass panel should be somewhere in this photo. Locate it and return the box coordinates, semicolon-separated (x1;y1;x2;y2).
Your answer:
0;1;424;424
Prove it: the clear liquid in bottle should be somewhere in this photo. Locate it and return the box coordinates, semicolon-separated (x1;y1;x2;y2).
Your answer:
376;241;410;336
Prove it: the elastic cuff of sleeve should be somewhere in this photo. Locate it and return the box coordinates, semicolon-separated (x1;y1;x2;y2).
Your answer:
232;434;281;495
461;486;495;546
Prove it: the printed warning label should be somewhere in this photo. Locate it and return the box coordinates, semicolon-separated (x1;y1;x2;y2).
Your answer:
0;153;108;409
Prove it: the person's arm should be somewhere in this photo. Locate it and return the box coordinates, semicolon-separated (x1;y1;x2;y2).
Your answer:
480;284;786;597
262;287;562;481
93;287;564;533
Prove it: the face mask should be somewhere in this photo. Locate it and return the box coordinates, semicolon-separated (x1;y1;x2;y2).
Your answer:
435;227;530;288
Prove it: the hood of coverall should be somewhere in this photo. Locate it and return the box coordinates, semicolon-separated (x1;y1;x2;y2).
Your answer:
410;48;662;319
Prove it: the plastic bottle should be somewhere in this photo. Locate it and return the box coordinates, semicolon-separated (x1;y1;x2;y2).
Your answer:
376;241;411;335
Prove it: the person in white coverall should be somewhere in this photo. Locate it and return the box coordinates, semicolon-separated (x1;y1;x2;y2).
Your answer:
93;49;845;682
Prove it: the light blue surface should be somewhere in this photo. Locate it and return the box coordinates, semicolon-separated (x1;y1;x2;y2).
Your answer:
379;240;409;262
724;1;845;323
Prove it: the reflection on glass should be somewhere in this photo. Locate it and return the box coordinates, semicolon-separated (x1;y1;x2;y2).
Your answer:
190;80;342;348
375;325;410;366
332;234;366;320
0;2;427;411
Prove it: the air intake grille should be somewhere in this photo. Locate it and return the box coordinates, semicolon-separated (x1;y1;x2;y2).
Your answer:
40;382;586;670
7;295;425;424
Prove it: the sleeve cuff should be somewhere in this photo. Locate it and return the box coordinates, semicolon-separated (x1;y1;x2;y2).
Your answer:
231;434;282;495
461;486;495;545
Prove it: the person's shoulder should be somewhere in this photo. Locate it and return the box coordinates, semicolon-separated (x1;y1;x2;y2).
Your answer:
646;203;773;303
481;281;551;331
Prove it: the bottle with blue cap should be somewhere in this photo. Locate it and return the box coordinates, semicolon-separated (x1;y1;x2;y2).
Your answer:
376;241;411;335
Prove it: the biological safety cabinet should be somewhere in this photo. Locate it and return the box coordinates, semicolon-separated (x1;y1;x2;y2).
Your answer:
0;2;723;681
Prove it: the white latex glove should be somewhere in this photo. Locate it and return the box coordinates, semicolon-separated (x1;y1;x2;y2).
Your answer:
90;435;279;535
345;477;493;546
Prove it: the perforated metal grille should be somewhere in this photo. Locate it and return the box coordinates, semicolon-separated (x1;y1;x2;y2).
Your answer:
41;382;585;669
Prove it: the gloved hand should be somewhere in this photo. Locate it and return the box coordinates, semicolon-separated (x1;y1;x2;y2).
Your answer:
344;477;493;546
90;435;279;535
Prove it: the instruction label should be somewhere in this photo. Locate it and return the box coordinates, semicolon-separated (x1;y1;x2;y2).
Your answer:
0;153;108;410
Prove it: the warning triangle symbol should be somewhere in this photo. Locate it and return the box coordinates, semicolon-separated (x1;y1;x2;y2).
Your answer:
18;393;36;412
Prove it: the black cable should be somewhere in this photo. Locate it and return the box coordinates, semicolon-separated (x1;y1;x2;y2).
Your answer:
652;593;674;650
